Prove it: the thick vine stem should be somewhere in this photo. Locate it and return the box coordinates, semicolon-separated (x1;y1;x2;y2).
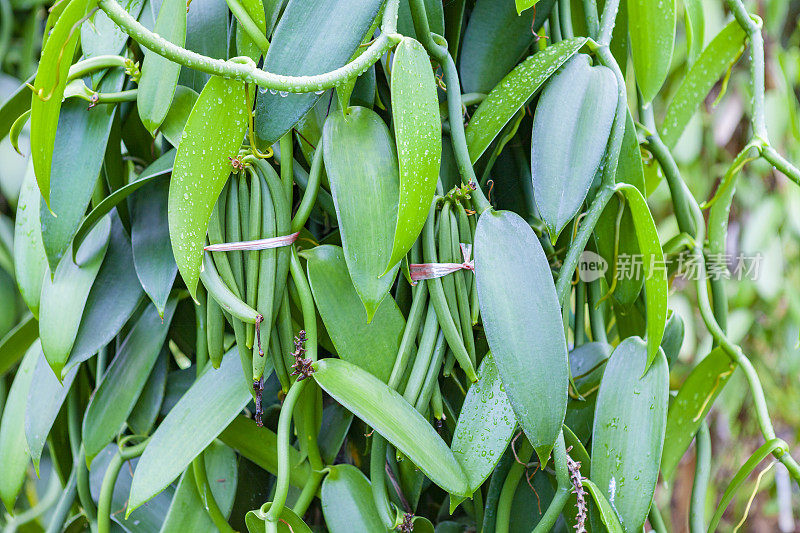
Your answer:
760;144;800;187
99;439;149;533
97;0;401;93
532;432;571;533
689;422;711;533
595;0;620;47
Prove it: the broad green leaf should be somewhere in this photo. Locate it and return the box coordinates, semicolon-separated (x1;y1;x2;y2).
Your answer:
305;245;404;381
569;342;610;395
459;0;555;93
40;69;123;271
128;349;168;435
137;0;187;133
72;149;175;253
0;340;39;510
161;442;238;532
531;55;617;241
582;479;625;533
83;299;177;463
628;0;676;103
13;163;46;317
254;0;384;145
616;184;668;369
39;215;110;377
591;337;668;533
178;0;229;91
160;87;200;147
708;438;787;533
24;350;77;473
128;349;255;514
660;20;746;148
397;0;444;38
64;214;144;377
451;354;516;496
89;444;175;532
218;416;311;488
683;0;704;67
132;181;177;317
515;0;538;13
80;0;145;65
386;37;441;271
234;0;268;59
321;464;386;533
660;348;734;480
168;76;248;298
322;107;399;320
475;209;568;464
465;37;586;163
0;314;37;376
312;357;470;496
29;0;95;205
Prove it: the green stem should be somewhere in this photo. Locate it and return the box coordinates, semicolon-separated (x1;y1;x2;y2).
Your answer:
554;185;615;305
264;379;309;528
761;144;800;186
226;0;269;54
596;0;621;47
289;248;317;362
67;54;130;81
44;466;77;533
558;0;573;39
726;0;767;140
290;141;322;233
193;454;235;533
587;276;608;344
2;468;62;533
532;432;570;533
582;0;600;39
370;436;397;529
98;440;149;533
279;132;293;205
689;422;711;533
495;438;533;533
648;504;668;533
97;0;401;93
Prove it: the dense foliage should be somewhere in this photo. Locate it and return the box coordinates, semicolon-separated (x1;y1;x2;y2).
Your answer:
0;0;800;531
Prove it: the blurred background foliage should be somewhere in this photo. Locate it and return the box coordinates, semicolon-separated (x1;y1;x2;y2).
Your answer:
1;0;800;531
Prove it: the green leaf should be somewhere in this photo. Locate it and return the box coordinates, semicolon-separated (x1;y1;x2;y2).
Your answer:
582;479;625;533
83;298;177;463
660;310;684;368
179;0;229;92
515;0;538;13
29;0;95;205
39;69;123;271
0;340;39;510
627;0;676;103
708;438;787;532
234;0;268;59
160;86;199;147
683;0;704;67
386;37;442;271
320;464;386;533
451;353;516;497
0;75;34;142
0;314;38;377
127;349;255;514
64;214;145;377
660;20;746;149
590;337;668;533
80;0;145;68
137;0;187;133
616;184;668;369
531;55;617;241
13;163;47;318
465;37;586;163
569;342;610;395
397;0;444;38
254;0;384;145
660;348;734;480
246;504;312;533
322;107;399;320
128;349;168;435
218;415;311;488
305;245;405;381
459;0;555;93
168;76;248;298
475;209;568;464
132;180;177;316
72;149;175;253
24;350;78;473
312;357;470;496
39;215;110;377
161;442;238;532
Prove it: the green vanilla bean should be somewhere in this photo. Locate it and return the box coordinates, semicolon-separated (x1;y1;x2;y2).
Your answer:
449;208;475;365
494;436;533;533
690;422;711;532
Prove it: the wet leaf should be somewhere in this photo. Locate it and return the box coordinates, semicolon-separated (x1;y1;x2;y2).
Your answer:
322;106;399;320
13;163;47;317
168;76;248;298
387;37;441;271
590;337;668;533
628;0;676;103
320;464;386;532
475;209;568;464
